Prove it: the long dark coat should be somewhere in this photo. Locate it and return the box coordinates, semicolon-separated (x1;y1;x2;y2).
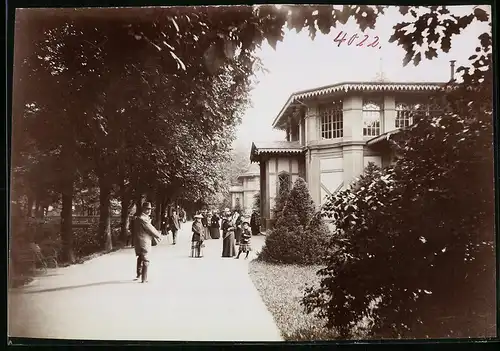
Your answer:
250;212;260;235
170;214;180;231
210;214;221;239
221;217;236;257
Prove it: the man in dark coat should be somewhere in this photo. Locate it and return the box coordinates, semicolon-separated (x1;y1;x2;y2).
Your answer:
250;210;261;236
132;202;162;283
169;209;180;245
160;211;170;236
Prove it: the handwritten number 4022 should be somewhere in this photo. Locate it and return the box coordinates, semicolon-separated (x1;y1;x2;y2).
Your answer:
334;31;380;48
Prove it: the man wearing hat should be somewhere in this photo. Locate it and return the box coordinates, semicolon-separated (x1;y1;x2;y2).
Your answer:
169;208;180;245
132;202;162;283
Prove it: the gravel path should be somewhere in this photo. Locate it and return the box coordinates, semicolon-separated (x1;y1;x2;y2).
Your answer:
8;222;282;342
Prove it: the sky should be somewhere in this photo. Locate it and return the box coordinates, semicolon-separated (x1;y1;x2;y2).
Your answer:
233;5;491;151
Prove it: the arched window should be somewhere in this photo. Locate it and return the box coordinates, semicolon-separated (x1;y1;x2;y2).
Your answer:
363;98;382;137
278;171;291;194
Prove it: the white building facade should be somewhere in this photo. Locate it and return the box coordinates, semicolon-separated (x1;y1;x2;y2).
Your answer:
251;81;445;230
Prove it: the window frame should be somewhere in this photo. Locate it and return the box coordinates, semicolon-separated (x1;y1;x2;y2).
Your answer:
278;171;291;194
319;100;343;140
395;98;444;127
395;102;415;129
362;98;383;137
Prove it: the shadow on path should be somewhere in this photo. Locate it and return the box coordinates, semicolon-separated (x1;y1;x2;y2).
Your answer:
13;280;135;294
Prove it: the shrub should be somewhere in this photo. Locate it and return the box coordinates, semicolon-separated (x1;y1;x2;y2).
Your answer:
259;177;330;265
302;71;496;338
271;186;290;224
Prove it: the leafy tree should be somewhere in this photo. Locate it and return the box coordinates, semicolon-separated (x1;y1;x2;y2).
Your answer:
259;177;329;265
271;185;290;225
302;6;493;339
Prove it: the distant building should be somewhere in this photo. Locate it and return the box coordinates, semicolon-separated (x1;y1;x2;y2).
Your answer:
251;80;446;230
228;163;260;214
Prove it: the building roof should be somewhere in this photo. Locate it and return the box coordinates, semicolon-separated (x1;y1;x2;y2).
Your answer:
237;163;260;179
366;129;403;148
250;141;304;162
273;81;447;129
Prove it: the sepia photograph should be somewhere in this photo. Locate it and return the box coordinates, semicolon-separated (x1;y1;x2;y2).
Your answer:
7;3;497;344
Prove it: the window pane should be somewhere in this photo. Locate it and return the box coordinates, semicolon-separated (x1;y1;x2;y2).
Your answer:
362;110;381;136
320;101;343;140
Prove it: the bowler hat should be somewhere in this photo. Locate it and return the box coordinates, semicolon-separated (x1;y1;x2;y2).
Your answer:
142;202;153;210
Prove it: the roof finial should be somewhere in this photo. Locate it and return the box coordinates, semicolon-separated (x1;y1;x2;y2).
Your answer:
373;57;387;82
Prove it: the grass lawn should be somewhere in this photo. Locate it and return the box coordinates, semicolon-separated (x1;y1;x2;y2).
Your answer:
248;260;338;341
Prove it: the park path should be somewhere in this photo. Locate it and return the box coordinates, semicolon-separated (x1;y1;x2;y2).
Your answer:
8;222;282;342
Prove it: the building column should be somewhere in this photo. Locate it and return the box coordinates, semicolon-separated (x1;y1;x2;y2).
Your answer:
342;95;363;142
342;144;365;187
384;95;396;133
308;151;321;207
260;161;267;221
305;104;319;144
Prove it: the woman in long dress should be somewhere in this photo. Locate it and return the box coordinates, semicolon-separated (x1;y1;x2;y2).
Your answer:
210;211;221;239
201;210;211;240
221;210;236;257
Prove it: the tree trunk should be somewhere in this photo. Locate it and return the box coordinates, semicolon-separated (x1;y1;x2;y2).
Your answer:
98;176;112;252
135;192;144;216
61;175;75;264
26;196;34;218
161;192;168;220
119;181;130;243
36;200;44;218
155;190;162;229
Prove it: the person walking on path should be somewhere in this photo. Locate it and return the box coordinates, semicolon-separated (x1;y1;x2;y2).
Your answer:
191;214;205;258
132;202;162;283
169;209;180;245
210;211;221;239
235;219;252;260
126;215;134;247
179;208;186;223
160;212;170;237
250;210;261;236
233;210;242;245
201;210;211;240
221;208;236;258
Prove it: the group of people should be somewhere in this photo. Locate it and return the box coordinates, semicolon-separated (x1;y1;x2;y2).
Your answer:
190;208;257;259
129;202;261;283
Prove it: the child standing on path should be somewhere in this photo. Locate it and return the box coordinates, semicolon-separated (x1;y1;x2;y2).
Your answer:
191;214;205;258
235;219;252;259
